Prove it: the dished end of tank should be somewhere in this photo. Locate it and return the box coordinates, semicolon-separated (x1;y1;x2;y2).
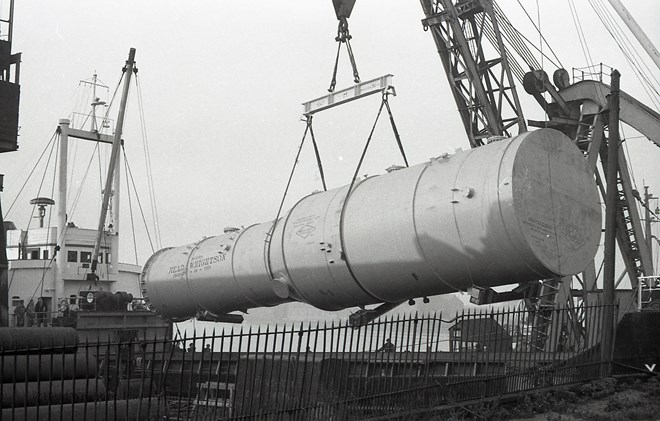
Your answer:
140;246;181;320
511;129;602;277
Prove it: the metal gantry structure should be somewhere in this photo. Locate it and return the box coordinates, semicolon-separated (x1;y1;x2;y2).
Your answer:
552;74;658;302
419;0;659;350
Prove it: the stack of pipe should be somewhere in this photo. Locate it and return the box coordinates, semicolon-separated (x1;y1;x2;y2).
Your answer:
0;327;157;420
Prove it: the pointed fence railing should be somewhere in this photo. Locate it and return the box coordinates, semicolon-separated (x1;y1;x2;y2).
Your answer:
0;303;617;420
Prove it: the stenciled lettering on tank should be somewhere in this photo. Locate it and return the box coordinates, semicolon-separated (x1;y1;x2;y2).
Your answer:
188;253;227;273
168;264;186;276
291;214;321;239
522;216;557;256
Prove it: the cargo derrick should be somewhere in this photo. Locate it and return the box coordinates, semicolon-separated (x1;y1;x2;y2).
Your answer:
142;129;601;322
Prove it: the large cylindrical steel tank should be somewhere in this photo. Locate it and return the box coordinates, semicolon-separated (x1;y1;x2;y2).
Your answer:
142;129;601;320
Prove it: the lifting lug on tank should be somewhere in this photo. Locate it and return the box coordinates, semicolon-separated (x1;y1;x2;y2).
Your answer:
349;302;404;328
195;310;244;324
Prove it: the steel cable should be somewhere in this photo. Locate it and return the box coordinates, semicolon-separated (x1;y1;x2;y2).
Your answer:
4;130;58;217
135;75;162;249
307;116;327;192
122;146;156;255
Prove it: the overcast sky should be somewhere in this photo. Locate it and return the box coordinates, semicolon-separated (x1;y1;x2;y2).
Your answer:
1;0;658;270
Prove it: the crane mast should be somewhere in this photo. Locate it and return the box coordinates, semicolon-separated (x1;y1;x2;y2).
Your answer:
420;1;657;292
420;0;527;148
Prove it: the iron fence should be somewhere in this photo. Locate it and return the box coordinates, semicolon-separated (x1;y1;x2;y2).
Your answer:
0;303;617;420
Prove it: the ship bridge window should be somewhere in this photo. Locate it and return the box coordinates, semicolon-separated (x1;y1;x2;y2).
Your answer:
81;252;92;263
67;251;77;262
30;250;39;260
42;250;49;260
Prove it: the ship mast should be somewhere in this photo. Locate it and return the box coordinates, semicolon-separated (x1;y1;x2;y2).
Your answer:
89;48;136;281
79;73;109;133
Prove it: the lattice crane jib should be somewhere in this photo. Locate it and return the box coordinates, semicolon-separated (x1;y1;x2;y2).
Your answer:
421;0;527;148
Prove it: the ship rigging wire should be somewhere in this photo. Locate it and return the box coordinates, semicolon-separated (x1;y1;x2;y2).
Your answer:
66;143;99;223
10;136;60;300
135;74;162;250
4;130;58;218
124;152;139;266
123;149;144;296
122;145;157;257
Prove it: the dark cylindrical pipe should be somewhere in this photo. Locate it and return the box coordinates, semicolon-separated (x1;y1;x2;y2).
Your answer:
1;399;159;421
0;327;78;354
0;378;106;407
1;350;97;382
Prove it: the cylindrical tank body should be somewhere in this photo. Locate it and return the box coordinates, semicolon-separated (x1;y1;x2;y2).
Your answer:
142;129;601;320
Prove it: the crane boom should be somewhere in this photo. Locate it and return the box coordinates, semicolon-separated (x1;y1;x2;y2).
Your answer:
420;0;527;147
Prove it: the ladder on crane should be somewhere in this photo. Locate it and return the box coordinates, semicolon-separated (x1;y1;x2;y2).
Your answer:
573;95;653;290
524;278;563;351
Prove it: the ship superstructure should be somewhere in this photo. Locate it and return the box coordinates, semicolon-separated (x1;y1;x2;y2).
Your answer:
4;59;146;329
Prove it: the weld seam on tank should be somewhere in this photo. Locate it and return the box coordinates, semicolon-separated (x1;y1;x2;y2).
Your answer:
449;146;480;289
415;156;466;295
184;239;205;316
320;186;355;305
409;162;431;292
140;246;171;312
494;136;529;274
489;135;548;279
496;133;557;278
273;193;313;303
263;219;278;285
337;177;387;304
496;133;547;277
544;138;563;276
231;223;272;309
